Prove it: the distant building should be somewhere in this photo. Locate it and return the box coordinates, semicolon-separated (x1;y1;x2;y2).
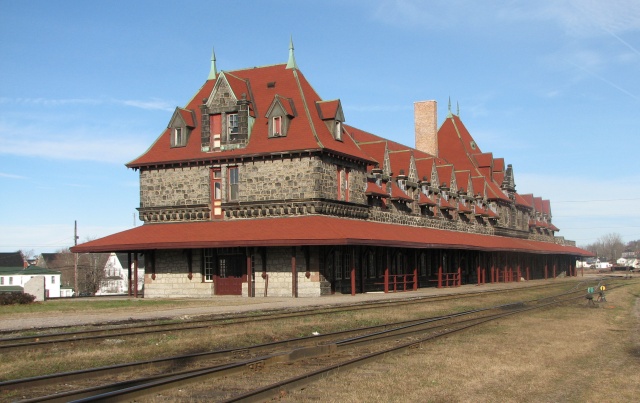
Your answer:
0;265;61;299
0;252;27;269
96;253;144;295
73;42;591;298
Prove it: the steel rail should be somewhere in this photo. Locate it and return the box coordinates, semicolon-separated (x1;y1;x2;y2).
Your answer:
2;284;589;394
9;285;603;402
0;280;583;351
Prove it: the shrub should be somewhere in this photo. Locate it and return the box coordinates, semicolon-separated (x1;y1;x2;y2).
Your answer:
0;292;37;305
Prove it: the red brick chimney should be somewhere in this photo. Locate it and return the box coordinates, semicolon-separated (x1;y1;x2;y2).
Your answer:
414;100;438;157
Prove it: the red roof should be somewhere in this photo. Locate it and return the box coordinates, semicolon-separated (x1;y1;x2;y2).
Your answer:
365;182;388;198
418;192;437;206
389;182;413;202
127;64;375;168
70;216;591;256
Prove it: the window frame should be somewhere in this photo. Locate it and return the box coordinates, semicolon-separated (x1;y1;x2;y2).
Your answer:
228;166;239;201
227;113;239;137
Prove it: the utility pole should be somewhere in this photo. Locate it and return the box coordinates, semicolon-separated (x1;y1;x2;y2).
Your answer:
74;221;79;297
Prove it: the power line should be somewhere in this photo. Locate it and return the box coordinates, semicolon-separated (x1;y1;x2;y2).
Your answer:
553;198;640;203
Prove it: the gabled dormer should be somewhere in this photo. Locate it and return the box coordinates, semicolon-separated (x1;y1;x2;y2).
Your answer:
266;95;296;138
168;107;196;148
201;72;254;151
316;99;345;141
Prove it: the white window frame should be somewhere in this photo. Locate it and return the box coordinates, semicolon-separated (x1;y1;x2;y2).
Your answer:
228;113;239;136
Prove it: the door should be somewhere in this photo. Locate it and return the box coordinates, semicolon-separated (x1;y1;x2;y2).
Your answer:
215;253;246;295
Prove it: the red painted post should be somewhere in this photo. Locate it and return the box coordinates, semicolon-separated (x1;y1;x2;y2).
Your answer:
351;266;356;296
384;267;389;293
457;268;461;287
291;247;297;298
133;253;138;298
544;263;548;280
477;264;481;285
553;262;556;279
437;266;442;289
413;268;418;291
247;254;253;298
526;266;530;281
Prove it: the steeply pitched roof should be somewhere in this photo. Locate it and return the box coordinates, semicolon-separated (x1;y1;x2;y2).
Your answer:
127;64;375;168
0;252;25;268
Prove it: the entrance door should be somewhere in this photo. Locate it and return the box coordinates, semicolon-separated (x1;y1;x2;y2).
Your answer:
215;253;246;295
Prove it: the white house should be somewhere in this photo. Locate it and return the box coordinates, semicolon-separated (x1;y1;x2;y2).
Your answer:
95;252;144;295
0;265;62;299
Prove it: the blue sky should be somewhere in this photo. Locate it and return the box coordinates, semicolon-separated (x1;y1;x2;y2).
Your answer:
1;0;639;254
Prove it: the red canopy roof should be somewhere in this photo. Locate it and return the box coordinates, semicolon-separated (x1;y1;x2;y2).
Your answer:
71;216;591;256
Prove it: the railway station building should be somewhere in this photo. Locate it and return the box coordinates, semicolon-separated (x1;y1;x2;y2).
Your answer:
72;42;591;298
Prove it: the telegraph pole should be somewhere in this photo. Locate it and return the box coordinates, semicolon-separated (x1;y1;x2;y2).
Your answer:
74;221;79;296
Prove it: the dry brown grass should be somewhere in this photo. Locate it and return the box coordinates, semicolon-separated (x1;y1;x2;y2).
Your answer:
283;282;640;403
3;280;637;403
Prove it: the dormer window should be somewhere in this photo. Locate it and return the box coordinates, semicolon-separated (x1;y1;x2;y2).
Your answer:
227;113;239;136
266;96;295;138
172;127;186;147
335;120;342;141
273;116;283;136
168;107;195;148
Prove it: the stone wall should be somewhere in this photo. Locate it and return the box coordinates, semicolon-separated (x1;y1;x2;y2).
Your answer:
144;250;213;298
140;166;209;208
249;246;328;297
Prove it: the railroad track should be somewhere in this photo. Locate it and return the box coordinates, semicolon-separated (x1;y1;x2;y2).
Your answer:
0;280;591;353
1;280;619;403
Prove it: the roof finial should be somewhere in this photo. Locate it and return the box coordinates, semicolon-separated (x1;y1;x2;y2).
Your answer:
286;36;298;70
447;96;453;118
457;101;460;117
208;47;217;80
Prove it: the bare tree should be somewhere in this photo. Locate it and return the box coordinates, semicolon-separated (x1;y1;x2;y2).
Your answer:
600;233;624;262
50;248;109;295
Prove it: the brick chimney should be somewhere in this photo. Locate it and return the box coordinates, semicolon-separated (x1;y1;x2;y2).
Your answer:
414;100;438;157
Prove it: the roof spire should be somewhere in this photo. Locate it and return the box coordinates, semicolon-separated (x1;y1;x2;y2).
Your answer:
208;47;217;80
286;36;298;70
457;101;460;117
447;96;453;118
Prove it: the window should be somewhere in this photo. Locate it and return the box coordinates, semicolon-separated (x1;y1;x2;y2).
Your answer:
0;277;3;285
51;276;55;284
273;116;282;136
211;169;222;218
203;249;214;282
228;167;239;201
172;127;186;147
335;120;342;141
337;167;343;200
227;113;239;136
9;277;13;285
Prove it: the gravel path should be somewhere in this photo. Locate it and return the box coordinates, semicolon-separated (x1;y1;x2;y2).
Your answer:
0;278;588;331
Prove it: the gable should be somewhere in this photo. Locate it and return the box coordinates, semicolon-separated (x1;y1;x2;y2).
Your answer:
206;73;239;112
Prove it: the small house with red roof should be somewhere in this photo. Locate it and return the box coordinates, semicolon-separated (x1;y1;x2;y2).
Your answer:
73;42;590;298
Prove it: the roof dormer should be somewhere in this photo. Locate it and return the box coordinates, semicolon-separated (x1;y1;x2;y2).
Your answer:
316;99;345;141
168;107;196;148
265;95;296;138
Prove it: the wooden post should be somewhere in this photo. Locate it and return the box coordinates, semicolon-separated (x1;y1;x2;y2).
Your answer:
437;265;442;289
246;253;253;298
553;261;556;279
291;247;297;298
457;268;461;287
127;252;132;297
413;268;418;291
351;267;356;296
133;252;138;298
384;250;390;294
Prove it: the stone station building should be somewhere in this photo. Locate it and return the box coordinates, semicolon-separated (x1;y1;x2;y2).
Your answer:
73;42;591;298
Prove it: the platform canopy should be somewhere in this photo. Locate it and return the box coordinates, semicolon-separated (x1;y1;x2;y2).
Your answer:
71;216;591;257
